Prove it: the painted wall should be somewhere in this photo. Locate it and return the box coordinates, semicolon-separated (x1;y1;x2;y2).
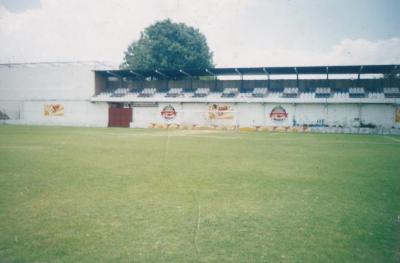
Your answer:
131;102;399;129
22;100;108;127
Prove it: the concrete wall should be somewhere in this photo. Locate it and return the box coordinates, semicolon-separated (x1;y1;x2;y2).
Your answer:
0;63;110;127
131;102;400;129
21;100;108;127
0;64;96;100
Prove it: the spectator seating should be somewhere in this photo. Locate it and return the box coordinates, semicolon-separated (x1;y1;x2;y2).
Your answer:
166;88;183;97
383;87;400;98
193;88;210;97
252;88;268;97
138;88;157;97
283;87;299;98
349;87;365;98
315;87;331;98
111;88;130;97
221;88;239;98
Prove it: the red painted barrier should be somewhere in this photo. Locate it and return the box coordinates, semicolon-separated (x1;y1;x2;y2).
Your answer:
108;107;132;127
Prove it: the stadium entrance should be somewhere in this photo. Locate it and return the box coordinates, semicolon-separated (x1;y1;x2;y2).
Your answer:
108;104;132;127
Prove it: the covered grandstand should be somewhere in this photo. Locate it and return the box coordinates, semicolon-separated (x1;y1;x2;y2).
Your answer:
1;63;399;134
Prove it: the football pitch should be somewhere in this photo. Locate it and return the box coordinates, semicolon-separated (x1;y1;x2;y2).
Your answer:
0;125;399;262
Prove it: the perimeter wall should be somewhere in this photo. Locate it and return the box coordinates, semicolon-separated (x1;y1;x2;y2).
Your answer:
131;102;400;131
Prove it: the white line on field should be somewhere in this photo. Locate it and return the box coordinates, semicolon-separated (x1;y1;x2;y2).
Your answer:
194;202;201;254
384;136;400;143
182;134;400;146
72;130;400;146
161;128;171;173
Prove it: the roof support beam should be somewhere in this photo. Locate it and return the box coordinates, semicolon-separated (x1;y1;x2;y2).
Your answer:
129;70;144;78
294;67;299;87
106;71;121;78
235;68;243;89
179;69;192;78
390;65;399;76
326;67;329;80
358;66;363;80
180;69;193;90
155;70;169;78
326;66;330;87
262;67;270;89
263;67;270;80
205;69;215;76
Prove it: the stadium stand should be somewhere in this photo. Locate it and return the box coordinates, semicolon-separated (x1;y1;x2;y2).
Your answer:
138;88;156;97
349;87;366;98
221;87;239;98
252;88;268;97
166;88;183;97
283;87;299;98
383;87;400;98
2;63;399;132
111;88;130;97
193;88;210;97
96;90;113;98
315;87;331;98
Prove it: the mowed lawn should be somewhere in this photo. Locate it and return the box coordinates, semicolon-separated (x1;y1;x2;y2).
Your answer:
0;125;399;263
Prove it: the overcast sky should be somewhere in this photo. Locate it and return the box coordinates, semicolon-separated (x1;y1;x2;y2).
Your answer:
0;0;399;67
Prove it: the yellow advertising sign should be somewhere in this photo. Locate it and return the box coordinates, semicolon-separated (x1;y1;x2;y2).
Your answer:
396;107;400;123
208;104;234;120
44;104;64;116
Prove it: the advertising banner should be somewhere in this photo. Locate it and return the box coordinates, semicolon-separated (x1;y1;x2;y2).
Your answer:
208;104;234;120
161;105;177;120
44;104;64;116
269;105;288;121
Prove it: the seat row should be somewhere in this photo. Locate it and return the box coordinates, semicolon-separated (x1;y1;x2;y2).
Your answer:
96;86;400;99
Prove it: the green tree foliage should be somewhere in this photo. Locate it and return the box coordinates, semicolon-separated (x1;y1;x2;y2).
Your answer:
121;19;214;70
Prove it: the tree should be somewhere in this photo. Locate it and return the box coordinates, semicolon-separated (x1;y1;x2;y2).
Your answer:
121;19;214;70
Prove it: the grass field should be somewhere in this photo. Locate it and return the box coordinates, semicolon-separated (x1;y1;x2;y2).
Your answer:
0;125;399;262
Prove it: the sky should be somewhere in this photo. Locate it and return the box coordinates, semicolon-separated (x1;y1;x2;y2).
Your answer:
0;0;399;68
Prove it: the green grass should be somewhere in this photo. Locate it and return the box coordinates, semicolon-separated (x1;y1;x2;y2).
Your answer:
0;125;399;263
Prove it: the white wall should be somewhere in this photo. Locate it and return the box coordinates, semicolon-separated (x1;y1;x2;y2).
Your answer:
0;64;96;100
326;104;360;127
22;100;108;127
129;102;398;129
0;63;109;127
132;106;159;128
181;103;209;126
236;103;264;127
0;101;23;120
294;104;327;126
360;104;397;128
